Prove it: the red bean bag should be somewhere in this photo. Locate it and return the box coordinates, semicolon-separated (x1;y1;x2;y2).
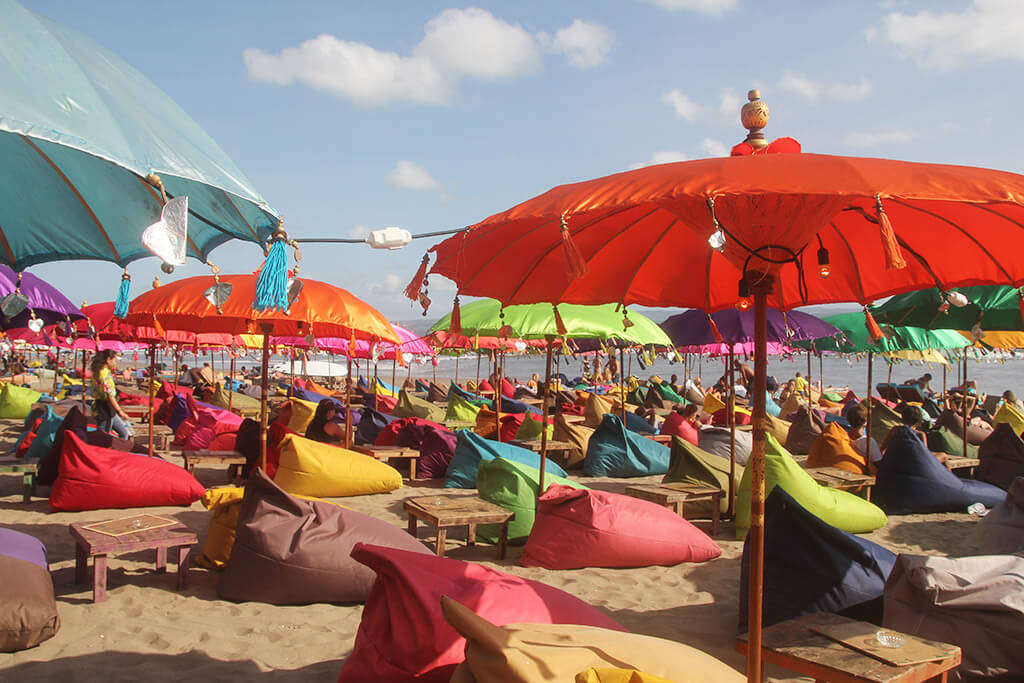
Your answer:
50;433;204;511
417;427;458;479
373;417;444;447
117;393;149;406
156;382;192;401
180;406;243;450
500;377;515;399
521;485;721;569
374;394;397;413
711;408;752;427
660;412;698;445
338;543;624;682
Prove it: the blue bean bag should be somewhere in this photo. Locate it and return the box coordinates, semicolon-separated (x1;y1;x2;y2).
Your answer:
23;407;62;461
494;396;542;416
738;487;896;633
623;410;657;435
167;393;191;432
875;426;1005;513
355;406;397;445
0;528;59;651
584;414;671;477
444;430;567;489
292;386;331;404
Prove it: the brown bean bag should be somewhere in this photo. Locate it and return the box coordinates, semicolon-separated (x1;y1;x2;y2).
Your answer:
975;477;1024;555
0;529;59;652
583;394;616;428
427;382;448;403
218;470;429;604
865;398;902;445
936;408;991;445
643;387;666;411
977;422;1024;491
807;422;869;474
784;406;825;455
763;414;791;444
552;414;594;469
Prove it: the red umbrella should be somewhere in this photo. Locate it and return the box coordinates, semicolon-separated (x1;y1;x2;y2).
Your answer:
418;90;1024;681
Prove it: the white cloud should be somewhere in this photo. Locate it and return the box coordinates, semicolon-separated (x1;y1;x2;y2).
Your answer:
845;129;921;149
548;19;614;69
870;0;1024;69
699;138;729;157
348;224;370;239
368;273;404;295
628;150;688;170
386;160;443;192
779;70;872;102
718;88;744;116
244;9;611;106
661;89;704;121
640;0;738;17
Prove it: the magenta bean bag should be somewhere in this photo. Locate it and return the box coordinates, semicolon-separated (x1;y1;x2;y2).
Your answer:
660;412;698;445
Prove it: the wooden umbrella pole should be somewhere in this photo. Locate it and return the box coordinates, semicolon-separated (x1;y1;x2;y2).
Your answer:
887;359;893;386
747;274;772;683
173;348;179;392
866;352;874;450
455;354;460;384
475;351;481;389
80;349;87;412
228;353;235;414
942;361;947;394
618;345;626;420
494;351;504;442
818;350;824;393
962;354;969;459
259;333;270;471
147;345;155;458
345;354;353;449
806;349;812;397
538;338;554;499
51;351;59;396
391;356;397;394
728;347;736;518
432;357;437;385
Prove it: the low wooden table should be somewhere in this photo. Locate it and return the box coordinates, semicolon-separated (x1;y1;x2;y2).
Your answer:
0;461;37;503
510;439;573;461
181;450;246;478
944;456;980;475
624;483;722;534
806;467;876;502
561;414;587;425
352;444;420;479
736;612;961;682
644;433;673;445
70;520;198;603
442;420;477;430
404;495;514;559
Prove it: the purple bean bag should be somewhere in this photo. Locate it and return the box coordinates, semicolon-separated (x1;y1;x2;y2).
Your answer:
417;427;459;479
0;528;59;651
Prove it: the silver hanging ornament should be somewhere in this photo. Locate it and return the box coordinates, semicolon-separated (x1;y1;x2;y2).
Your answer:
0;291;29;321
286;277;303;309
203;283;233;313
27;310;43;333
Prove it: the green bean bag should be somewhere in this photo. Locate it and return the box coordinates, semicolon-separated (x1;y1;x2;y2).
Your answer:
514;413;553;441
476;456;587;543
927;425;979;459
445;393;482;423
393;389;446;422
210;383;261;412
0;383;42;419
866;399;902;445
735;433;887;539
655;382;686;405
662;437;739;516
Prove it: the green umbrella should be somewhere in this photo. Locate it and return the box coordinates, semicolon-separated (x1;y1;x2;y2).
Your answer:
872;286;1024;332
793;312;970;354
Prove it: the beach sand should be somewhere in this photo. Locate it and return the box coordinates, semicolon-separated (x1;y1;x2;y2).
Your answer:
0;441;984;682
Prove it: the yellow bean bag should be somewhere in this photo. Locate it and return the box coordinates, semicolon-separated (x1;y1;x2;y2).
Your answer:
994;403;1024;437
553;414;594;469
583;394;616;428
286;398;319;433
443;596;742;683
576;669;677;683
701;392;725;416
210;383;262;413
763;414;791;444
274;434;402;497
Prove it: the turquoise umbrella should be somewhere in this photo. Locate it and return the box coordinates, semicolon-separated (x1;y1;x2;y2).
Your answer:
0;0;278;272
792;312;970;354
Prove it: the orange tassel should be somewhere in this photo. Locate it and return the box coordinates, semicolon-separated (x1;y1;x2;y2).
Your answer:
707;314;724;343
449;296;462;335
404;254;430;302
553;305;567;335
560;214;588;280
349;331;357;356
864;309;885;341
875;196;906;270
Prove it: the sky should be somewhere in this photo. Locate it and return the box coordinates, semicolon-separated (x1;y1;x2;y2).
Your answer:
15;0;1024;323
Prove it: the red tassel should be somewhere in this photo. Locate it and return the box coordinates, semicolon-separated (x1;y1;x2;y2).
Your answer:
875;196;906;271
499;324;513;338
553;305;567;336
1018;293;1024;327
449;296;462;335
864;309;885;342
707;314;724;343
349;331;357;356
560;214;588;280
404;254;430;302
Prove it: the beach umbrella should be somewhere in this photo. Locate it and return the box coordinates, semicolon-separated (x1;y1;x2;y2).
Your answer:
793;312;971;355
872;285;1024;333
0;0;276;281
416;90;1024;681
126;274;399;463
0;264;83;331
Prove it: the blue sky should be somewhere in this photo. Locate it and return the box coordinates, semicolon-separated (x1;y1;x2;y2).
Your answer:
16;0;1024;321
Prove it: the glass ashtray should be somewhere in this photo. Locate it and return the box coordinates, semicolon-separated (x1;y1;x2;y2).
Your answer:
875;630;906;648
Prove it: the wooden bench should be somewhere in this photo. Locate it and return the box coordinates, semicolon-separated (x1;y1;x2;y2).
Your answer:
0;461;37;503
806;467;876;502
404;495;514;559
351;445;420;479
442;420;477;431
736;612;961;683
624;483;723;534
510;439;573;462
180;450;246;478
944;456;980;476
644;433;673;445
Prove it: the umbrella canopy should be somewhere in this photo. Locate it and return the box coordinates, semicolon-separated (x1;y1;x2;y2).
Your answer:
792;312;970;354
678;341;793;357
0;0;277;269
272;324;434;360
428;330;549;353
872;285;1024;332
428;298;672;345
660;308;838;348
0;264;83;329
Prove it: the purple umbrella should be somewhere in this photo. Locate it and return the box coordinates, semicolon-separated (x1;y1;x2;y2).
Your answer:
0;265;84;332
660;308;839;347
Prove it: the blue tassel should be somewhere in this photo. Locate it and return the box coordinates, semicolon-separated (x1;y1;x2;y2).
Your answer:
253;240;289;312
114;273;131;318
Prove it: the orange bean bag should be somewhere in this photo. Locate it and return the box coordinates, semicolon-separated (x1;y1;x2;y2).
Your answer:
807;422;870;474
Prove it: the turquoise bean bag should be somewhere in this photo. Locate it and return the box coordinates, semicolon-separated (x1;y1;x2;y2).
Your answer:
24;407;62;461
444;430;567;489
584;413;671;477
476;456;586;543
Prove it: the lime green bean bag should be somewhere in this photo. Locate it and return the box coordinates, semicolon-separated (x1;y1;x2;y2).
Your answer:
514;413;553;441
476;456;587;544
662;437;739;516
735;434;886;539
655;382;686;404
445;393;482;423
210;383;261;412
393;389;446;422
0;383;42;419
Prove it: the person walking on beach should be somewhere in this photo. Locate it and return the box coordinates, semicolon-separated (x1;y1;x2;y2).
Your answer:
90;350;134;440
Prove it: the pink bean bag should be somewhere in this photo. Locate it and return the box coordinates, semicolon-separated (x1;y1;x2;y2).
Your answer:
338;543;623;682
521;485;721;569
660;412;698;445
50;433;204;511
180;406;244;450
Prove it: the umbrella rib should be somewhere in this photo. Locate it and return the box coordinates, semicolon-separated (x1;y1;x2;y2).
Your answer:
220;189;262;242
20;135;121;263
450;216;560;293
617;216;680;305
0;222;16;264
825;222;868;304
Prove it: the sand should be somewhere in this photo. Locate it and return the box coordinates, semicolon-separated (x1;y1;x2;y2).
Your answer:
0;428;985;682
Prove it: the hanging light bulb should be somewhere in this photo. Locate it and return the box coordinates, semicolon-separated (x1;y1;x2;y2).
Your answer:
708;228;726;252
948;291;969;307
736;277;752;311
817;246;831;279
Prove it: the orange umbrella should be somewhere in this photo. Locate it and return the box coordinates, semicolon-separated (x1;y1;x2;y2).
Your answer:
419;91;1024;682
126;274;399;466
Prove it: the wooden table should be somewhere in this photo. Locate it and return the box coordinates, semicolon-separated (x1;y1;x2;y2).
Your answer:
510;439;573;461
404;495;514;559
70;520;198;603
561;415;587;425
944;457;980;476
807;467;876;502
181;450;246;478
442;420;476;430
624;483;722;534
644;433;673;445
736;612;961;682
352;444;420;479
0;461;37;503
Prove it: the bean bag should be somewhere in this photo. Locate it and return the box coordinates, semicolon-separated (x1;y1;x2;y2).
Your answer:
178;406;244;451
442;596;742;683
500;377;515;399
711;407;752;427
355;406;397;445
445;430;567;489
936;407;992;445
236;419;295;480
291;385;328;403
784;405;825;455
478;379;494;393
445;393;484;423
698;426;752;466
427;382;448;403
163;393;190;431
22;407;62;461
514;413;553;441
50;432;204;511
338;543;624;683
583;393;616;428
285;398;319;433
584;413;670;478
738;487;895;632
273;434;402;497
392;389;446;422
975;476;1024;555
195;486;246;570
763;414;791;443
37;406;142;485
12;410;44;458
219;471;428;604
552;413;594;469
0;383;42;419
418;427;458;479
522;484;720;569
0;529;59;652
474;407;525;441
449;382;493;408
495;396;542;416
660;412;698;445
374;417;444;447
662;438;739;516
864;398;902;445
807;422;870;474
884;554;1024;681
477;458;587;544
156;382;192;401
978;423;1024;490
735;434;887;539
209;383;262;413
654;382;686;405
575;670;676;683
874;426;1005;513
926;424;978;459
643;387;666;410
